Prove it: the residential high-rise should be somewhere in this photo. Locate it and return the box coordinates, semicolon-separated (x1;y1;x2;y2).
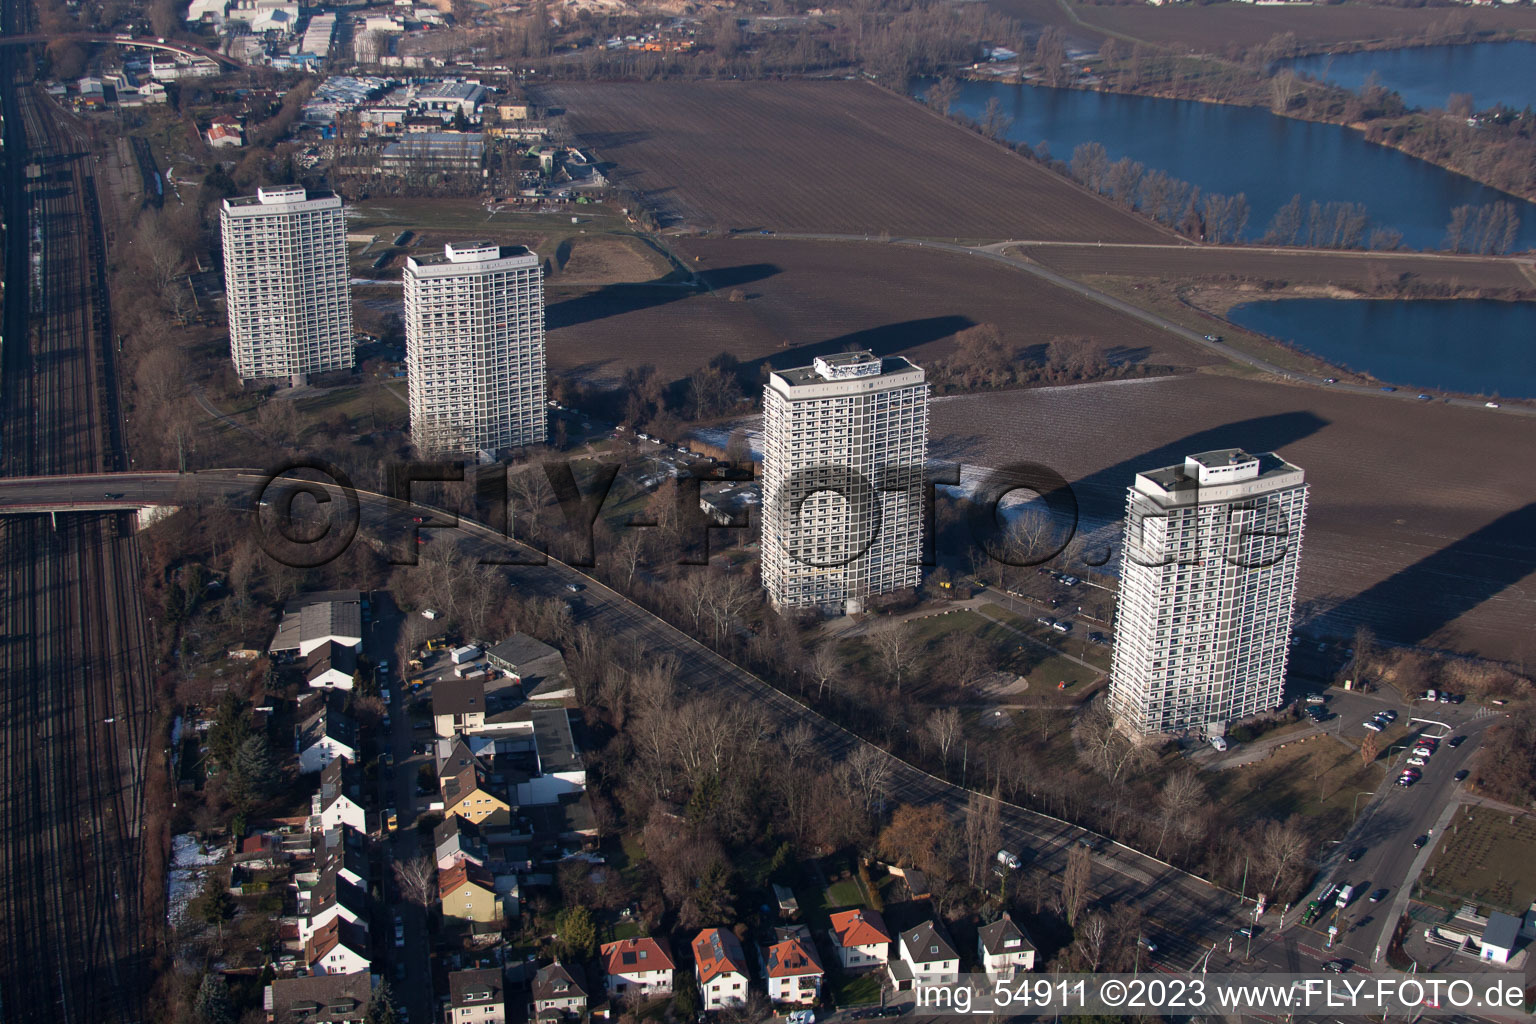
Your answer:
220;185;353;383
1107;449;1308;738
403;242;546;454
761;351;928;615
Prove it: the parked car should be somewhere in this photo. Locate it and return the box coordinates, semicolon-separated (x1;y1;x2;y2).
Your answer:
1235;926;1255;938
1370;889;1389;903
1412;746;1434;758
1322;960;1346;973
1378;709;1397;722
1051;621;1072;634
1322;377;1337;384
1454;770;1469;781
1412;835;1429;849
1416;394;1432;401
1305;694;1328;705
393;914;405;947
1486;401;1501;409
1438;693;1452;703
1406;756;1428;767
1036;616;1055;628
996;850;1022;870
1364;721;1384;732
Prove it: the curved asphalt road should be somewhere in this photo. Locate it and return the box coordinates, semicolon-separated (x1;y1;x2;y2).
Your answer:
751;232;1536;418
0;468;1245;955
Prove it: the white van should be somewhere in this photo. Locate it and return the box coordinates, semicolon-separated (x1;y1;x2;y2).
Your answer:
996;849;1022;870
1336;884;1355;908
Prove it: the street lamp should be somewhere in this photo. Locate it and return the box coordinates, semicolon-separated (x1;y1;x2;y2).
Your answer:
1352;790;1375;821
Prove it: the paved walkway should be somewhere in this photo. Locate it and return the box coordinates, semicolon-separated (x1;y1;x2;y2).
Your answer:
190;385;265;440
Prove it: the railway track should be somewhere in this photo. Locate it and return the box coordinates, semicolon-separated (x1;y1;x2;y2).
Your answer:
0;25;151;1022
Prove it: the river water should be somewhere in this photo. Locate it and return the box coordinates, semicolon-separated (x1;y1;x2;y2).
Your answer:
1285;42;1536;114
1226;298;1536;398
927;76;1536;251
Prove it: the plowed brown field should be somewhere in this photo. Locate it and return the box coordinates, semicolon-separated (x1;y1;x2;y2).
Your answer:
997;0;1536;51
541;80;1172;243
930;375;1536;661
547;237;1215;388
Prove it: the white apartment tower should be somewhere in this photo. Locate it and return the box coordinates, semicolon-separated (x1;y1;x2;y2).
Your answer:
403;242;546;453
220;186;353;383
761;351;928;615
1107;449;1308;738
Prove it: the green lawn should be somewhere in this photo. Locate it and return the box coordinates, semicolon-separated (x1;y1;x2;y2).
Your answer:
825;879;864;909
1420;806;1536;915
830;970;883;1007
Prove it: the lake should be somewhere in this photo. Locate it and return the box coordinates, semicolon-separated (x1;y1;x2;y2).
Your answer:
1285;42;1536;114
1226;298;1536;398
925;76;1536;251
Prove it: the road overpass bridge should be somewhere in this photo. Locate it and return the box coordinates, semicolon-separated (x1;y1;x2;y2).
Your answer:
0;34;243;68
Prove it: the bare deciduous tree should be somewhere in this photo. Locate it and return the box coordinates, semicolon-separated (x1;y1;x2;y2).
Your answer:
393;855;437;909
1061;843;1092;927
870;621;917;694
926;707;963;768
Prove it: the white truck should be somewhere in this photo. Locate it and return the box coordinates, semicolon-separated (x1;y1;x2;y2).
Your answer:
450;645;480;665
996;849;1022;870
1336;884;1356;908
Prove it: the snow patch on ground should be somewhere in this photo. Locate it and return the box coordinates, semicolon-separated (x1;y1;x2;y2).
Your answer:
167;834;224;928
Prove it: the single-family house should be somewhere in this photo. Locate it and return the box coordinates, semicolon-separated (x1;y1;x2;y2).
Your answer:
264;970;373;1024
304;918;370;976
446;967;506;1024
434;815;490;871
299;867;370;941
306;640;359;690
531;962;588;1019
601;936;675;1000
315;826;370;889
297;694;358;774
890;920;959;988
434;676;488;737
829;908;892;968
206;119;244;148
439;861;500;923
693;928;749;1011
977;912;1035;978
441;754;511;826
763;928;823;1006
311;757;368;832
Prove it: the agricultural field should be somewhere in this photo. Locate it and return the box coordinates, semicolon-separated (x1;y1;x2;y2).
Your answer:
928;374;1536;662
545;235;1214;389
540;80;1171;243
999;0;1536;52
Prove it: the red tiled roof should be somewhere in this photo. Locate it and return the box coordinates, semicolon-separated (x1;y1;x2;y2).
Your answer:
764;935;823;979
692;928;747;985
830;908;891;949
601;936;675;976
439;860;494;898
